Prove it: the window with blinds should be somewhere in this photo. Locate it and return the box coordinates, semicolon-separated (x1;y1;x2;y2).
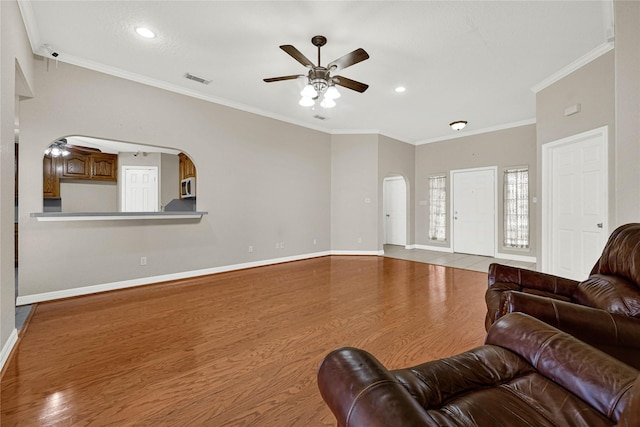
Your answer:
428;175;447;241
504;167;529;248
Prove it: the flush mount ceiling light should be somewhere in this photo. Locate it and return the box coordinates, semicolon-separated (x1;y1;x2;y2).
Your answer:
450;120;468;131
395;86;406;93
264;35;369;109
135;27;156;39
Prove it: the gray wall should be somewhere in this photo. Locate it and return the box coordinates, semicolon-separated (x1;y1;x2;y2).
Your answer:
160;153;180;209
60;181;117;212
330;134;379;252
19;59;331;297
415;124;537;257
614;0;640;226
1;0;36;360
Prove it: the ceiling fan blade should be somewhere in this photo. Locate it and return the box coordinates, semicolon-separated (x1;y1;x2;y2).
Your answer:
263;75;304;83
333;76;369;93
280;45;314;68
328;48;369;71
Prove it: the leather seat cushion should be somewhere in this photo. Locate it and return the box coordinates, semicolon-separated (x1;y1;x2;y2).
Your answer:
393;346;613;427
574;274;640;318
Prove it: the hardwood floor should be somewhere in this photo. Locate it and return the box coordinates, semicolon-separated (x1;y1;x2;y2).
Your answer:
1;256;489;426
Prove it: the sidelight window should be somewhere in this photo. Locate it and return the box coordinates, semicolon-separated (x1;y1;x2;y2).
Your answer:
428;175;447;241
504;167;529;248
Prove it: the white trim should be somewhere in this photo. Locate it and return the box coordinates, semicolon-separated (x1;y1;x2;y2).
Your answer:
531;42;614;93
17;1;41;53
32;212;205;221
495;252;537;263
331;250;382;256
0;329;19;371
16;250;386;305
541;126;608;274
413;244;453;253
416;119;536;145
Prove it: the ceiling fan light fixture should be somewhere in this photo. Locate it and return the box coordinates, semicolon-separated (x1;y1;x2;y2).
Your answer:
300;84;318;98
325;85;341;100
299;96;315;107
320;97;336;109
450;120;468;131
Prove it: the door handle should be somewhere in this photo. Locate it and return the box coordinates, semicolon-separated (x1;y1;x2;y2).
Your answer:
597;223;603;228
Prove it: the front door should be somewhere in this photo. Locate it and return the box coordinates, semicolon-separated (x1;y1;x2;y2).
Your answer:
452;168;496;256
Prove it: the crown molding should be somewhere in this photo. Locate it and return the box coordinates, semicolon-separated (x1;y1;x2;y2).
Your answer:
530;41;614;93
415;118;536;145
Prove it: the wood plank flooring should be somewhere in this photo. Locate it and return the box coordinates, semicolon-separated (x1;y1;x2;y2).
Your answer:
1;256;489;426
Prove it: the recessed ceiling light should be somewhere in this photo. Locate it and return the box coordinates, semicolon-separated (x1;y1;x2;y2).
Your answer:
395;86;406;93
135;27;156;39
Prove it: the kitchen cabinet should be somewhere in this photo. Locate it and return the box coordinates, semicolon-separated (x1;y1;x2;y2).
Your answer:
179;153;196;180
43;154;61;198
43;148;118;198
62;151;90;179
90;153;118;181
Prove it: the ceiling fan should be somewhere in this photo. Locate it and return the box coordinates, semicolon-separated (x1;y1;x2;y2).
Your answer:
264;35;369;108
44;138;101;157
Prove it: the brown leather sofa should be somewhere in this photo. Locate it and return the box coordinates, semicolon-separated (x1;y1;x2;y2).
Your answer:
318;313;640;427
485;223;640;369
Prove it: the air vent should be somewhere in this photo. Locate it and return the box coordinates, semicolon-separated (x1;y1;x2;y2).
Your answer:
313;115;327;120
184;73;211;85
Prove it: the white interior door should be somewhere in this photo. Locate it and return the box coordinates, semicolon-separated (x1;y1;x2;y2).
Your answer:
452;168;496;256
544;127;607;280
384;177;407;246
122;166;158;212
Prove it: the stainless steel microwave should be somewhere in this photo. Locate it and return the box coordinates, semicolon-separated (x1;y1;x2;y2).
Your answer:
181;177;196;198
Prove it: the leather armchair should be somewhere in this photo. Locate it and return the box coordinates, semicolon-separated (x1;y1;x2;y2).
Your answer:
485;223;640;331
318;313;639;427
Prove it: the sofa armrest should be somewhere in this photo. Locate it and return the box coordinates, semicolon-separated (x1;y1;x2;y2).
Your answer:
499;291;640;370
487;313;638;422
488;263;580;295
318;347;433;427
486;263;580;330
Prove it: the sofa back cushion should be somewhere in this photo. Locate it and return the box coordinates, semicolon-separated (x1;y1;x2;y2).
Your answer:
591;223;640;288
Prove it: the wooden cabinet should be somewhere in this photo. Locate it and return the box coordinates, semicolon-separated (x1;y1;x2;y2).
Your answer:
62;152;90;179
43;148;118;198
43;154;61;198
90;153;118;181
179;153;196;179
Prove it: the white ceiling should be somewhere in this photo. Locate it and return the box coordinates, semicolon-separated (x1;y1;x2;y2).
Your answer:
19;1;612;144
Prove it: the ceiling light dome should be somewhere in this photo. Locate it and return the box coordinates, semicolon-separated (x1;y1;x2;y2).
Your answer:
299;96;315;107
450;120;467;131
300;84;318;98
325;85;341;100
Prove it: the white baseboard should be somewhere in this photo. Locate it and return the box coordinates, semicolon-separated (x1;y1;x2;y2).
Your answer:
495;252;537;263
1;329;18;371
16;250;384;305
413;244;454;253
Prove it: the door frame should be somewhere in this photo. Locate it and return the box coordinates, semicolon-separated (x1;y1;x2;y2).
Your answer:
541;126;608;274
450;166;498;257
382;175;408;247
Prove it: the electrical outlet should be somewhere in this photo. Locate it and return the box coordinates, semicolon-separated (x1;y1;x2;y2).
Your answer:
280;241;284;249
248;246;253;253
357;237;363;244
275;243;280;249
140;256;147;266
313;239;317;245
